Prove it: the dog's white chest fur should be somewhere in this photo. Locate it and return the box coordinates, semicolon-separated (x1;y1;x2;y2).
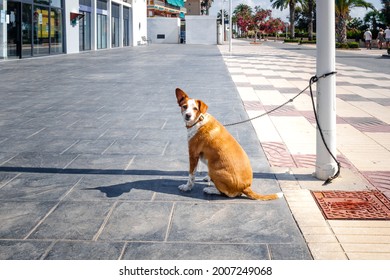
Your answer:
187;114;209;141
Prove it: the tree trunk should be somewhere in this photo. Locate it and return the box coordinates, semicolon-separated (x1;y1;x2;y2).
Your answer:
289;1;295;39
308;0;313;40
336;14;347;44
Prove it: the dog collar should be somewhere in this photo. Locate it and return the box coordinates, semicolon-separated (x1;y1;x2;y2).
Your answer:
186;114;205;129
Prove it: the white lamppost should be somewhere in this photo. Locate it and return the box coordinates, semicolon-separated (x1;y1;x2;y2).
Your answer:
221;0;225;41
229;0;232;52
315;0;338;180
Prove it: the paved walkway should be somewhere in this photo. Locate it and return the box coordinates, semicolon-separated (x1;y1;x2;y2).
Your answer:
0;44;310;260
1;40;390;260
219;40;390;259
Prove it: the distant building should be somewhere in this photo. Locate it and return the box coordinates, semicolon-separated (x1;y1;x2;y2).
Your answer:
147;0;186;18
185;0;212;15
0;0;147;60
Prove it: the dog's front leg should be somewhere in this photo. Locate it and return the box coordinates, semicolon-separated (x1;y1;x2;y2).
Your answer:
179;155;199;192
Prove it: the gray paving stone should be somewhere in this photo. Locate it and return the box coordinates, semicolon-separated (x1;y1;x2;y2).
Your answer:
98;201;173;241
130;155;188;171
0;240;52;260
122;242;270;260
3;152;77;169
63;154;134;173
0;173;81;201
44;127;109;140
168;202;302;244
44;241;124;260
61;139;116;155
269;243;312;260
103;139;169;155
0;201;57;239
0;172;19;188
97;128;140;140
29;201;114;240
65;175;165;201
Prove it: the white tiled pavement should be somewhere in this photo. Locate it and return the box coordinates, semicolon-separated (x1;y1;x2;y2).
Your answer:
219;40;390;260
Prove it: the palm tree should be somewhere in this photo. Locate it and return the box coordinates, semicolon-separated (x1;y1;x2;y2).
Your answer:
307;0;314;40
381;0;390;25
335;0;374;44
233;4;253;37
217;9;229;24
270;0;302;39
233;3;253;17
364;10;382;37
298;0;315;40
201;0;214;15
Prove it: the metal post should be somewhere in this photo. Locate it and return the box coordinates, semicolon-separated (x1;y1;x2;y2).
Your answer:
315;0;337;180
1;0;7;58
221;0;224;42
228;0;232;52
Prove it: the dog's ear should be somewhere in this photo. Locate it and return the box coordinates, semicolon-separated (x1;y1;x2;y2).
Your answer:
197;99;208;114
175;88;189;106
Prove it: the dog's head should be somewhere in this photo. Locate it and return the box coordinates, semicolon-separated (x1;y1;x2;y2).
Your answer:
175;88;208;127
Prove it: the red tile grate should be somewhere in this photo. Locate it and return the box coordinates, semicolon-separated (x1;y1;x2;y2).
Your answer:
311;190;390;220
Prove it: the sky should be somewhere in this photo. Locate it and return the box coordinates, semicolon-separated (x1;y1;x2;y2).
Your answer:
208;0;383;21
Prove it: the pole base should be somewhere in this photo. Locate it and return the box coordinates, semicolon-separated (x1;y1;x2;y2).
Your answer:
315;163;338;181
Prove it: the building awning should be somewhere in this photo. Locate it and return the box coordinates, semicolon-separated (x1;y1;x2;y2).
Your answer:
166;0;184;8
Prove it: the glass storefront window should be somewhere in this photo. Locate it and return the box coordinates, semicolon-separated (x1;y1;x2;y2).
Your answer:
1;1;64;59
6;1;19;58
34;0;50;5
0;2;4;58
97;0;107;49
33;6;50;56
79;11;91;51
22;4;33;58
50;8;62;54
51;0;62;8
97;14;107;49
123;7;130;47
80;0;92;6
97;0;107;10
111;4;119;48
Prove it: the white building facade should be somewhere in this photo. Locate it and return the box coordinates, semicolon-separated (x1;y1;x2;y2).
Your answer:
0;0;147;60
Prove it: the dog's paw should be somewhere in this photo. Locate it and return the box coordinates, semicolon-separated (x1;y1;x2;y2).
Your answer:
202;175;211;182
178;184;192;192
203;187;221;195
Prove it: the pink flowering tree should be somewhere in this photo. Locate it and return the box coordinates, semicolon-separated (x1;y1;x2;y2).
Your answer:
261;17;284;39
234;5;284;42
251;9;272;42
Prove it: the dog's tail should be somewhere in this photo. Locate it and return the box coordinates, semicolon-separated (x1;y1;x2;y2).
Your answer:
243;188;283;201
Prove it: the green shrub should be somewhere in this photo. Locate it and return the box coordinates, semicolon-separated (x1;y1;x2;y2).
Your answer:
347;42;359;48
300;40;316;44
336;42;360;49
336;42;349;49
284;39;300;43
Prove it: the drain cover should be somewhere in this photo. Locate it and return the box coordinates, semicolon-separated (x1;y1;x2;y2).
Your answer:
311;190;390;220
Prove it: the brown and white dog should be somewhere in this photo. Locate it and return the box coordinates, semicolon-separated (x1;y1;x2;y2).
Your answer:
176;88;283;200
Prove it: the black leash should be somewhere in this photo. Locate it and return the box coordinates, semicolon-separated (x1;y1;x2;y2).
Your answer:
225;71;340;185
224;85;310;127
309;72;340;185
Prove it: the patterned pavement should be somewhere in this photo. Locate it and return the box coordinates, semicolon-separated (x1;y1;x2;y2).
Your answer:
220;40;390;197
219;40;390;259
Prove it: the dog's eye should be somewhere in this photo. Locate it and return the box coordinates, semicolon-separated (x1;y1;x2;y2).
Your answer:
193;107;198;111
182;105;188;110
